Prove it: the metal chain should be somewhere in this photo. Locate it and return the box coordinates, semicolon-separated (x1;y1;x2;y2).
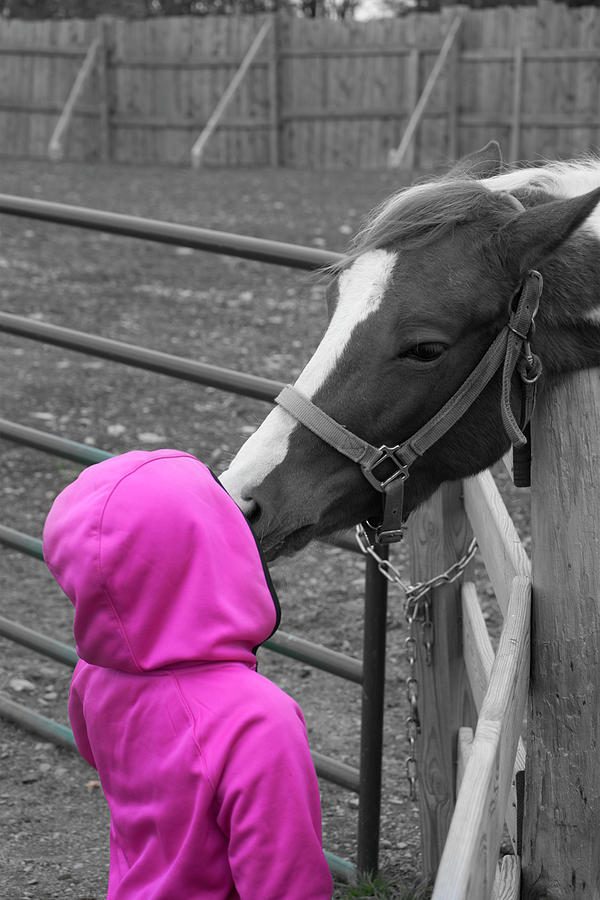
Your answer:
404;631;419;801
355;523;477;799
355;523;477;616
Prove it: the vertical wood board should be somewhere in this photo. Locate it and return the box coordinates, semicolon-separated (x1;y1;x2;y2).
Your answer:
433;575;530;900
523;368;600;898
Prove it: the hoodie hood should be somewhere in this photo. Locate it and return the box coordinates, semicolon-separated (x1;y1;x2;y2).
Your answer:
43;450;280;673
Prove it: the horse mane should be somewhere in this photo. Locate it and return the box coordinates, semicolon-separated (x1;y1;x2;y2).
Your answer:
334;154;600;272
341;179;507;265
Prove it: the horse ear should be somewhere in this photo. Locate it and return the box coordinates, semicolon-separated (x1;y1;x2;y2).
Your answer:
447;140;503;179
488;187;600;278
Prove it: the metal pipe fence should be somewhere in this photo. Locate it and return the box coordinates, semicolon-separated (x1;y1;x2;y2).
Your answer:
0;194;343;271
0;195;387;879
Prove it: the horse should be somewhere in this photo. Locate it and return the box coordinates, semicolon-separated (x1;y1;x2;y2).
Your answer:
219;141;600;561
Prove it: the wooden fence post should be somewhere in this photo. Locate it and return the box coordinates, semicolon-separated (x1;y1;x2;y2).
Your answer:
522;368;600;897
446;25;461;163
97;16;112;163
48;35;100;161
389;15;462;169
190;18;272;169
267;13;280;167
509;44;523;163
407;480;476;878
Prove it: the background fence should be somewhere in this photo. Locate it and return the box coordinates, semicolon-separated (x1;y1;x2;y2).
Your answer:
1;2;600;169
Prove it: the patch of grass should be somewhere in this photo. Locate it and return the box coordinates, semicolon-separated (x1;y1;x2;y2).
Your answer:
334;870;432;900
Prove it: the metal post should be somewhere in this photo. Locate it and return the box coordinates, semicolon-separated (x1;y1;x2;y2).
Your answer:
357;552;388;874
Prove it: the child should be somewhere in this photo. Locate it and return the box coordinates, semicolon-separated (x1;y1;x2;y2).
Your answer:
43;449;333;900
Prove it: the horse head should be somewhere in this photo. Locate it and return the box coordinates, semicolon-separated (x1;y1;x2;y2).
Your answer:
220;143;600;560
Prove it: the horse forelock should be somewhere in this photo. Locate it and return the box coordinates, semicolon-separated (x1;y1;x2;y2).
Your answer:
343;179;510;265
337;156;600;272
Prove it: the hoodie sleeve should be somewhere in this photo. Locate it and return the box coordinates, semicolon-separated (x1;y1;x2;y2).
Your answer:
214;695;333;900
67;661;97;770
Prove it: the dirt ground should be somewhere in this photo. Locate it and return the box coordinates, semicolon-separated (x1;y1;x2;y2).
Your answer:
0;160;530;899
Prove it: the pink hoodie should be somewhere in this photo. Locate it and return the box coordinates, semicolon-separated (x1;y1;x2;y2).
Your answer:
43;449;333;900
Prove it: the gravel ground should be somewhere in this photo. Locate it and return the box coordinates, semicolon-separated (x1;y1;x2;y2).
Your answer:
0;159;530;899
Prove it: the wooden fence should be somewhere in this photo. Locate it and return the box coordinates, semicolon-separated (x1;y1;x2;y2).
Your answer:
1;2;600;169
410;365;600;896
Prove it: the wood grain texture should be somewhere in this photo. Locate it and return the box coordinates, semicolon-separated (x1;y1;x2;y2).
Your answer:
48;35;99;161
522;369;600;899
492;854;521;900
407;481;477;879
191;19;271;168
463;471;531;617
462;580;494;712
432;576;531;900
462;580;525;855
389;15;462;168
3;8;600;166
457;726;473;795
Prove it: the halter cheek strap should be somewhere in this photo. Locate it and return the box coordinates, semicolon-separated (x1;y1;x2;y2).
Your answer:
275;270;543;544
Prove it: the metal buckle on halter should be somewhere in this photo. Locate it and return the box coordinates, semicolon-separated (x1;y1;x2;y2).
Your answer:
511;269;542;319
376;523;407;545
362;445;410;493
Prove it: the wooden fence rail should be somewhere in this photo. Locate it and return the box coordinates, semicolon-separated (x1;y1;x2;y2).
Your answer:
433;575;530;898
1;3;600;168
414;361;600;896
411;469;530;893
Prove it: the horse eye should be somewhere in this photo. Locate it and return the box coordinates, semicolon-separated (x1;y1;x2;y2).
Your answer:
406;342;447;362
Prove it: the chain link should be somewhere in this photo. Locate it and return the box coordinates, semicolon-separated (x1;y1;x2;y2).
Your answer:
405;632;420;802
356;523;477;619
356;523;477;800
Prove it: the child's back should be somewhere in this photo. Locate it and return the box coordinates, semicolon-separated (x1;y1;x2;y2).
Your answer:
43;450;333;900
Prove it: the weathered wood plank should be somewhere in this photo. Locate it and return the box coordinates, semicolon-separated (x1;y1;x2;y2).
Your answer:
492;854;521;900
523;368;600;897
5;10;600;166
462;580;494;712
407;481;477;879
389;15;462;168
267;14;280;167
0;43;87;56
96;17;111;162
456;726;473;794
462;580;525;855
432;575;531;899
463;470;530;617
191;19;271;168
509;43;523;162
48;35;99;161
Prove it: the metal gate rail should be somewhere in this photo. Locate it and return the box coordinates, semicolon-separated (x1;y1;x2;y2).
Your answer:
0;195;387;877
0;193;343;271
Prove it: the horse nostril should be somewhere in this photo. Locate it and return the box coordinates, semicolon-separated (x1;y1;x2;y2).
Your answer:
218;470;258;521
237;495;259;521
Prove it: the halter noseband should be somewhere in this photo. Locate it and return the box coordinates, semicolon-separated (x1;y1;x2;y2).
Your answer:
275;270;543;545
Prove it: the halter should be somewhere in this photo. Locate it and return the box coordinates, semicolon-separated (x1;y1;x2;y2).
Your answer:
275;270;543;545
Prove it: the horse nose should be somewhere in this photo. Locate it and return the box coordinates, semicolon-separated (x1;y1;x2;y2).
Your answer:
218;470;260;521
236;494;259;521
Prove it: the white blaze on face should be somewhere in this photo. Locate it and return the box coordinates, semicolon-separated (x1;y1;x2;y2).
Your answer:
219;249;397;511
